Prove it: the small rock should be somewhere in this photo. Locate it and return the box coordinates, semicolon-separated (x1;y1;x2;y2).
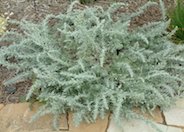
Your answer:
0;103;68;131
163;98;184;127
68;113;109;132
0;104;4;110
133;107;163;123
107;119;165;132
164;108;184;127
107;119;183;132
167;127;183;132
20;129;56;132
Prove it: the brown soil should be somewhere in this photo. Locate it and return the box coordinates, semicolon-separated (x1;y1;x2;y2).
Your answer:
0;66;31;104
0;0;175;104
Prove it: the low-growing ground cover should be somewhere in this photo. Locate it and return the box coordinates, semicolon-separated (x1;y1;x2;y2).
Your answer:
0;0;175;105
0;0;184;131
0;1;184;131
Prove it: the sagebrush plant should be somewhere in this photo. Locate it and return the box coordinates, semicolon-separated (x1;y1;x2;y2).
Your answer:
0;0;184;130
169;0;184;42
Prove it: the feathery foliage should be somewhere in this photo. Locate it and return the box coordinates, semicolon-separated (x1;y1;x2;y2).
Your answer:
0;1;184;130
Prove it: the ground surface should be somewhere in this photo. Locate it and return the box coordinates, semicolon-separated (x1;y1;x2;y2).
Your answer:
0;0;175;104
0;99;184;132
